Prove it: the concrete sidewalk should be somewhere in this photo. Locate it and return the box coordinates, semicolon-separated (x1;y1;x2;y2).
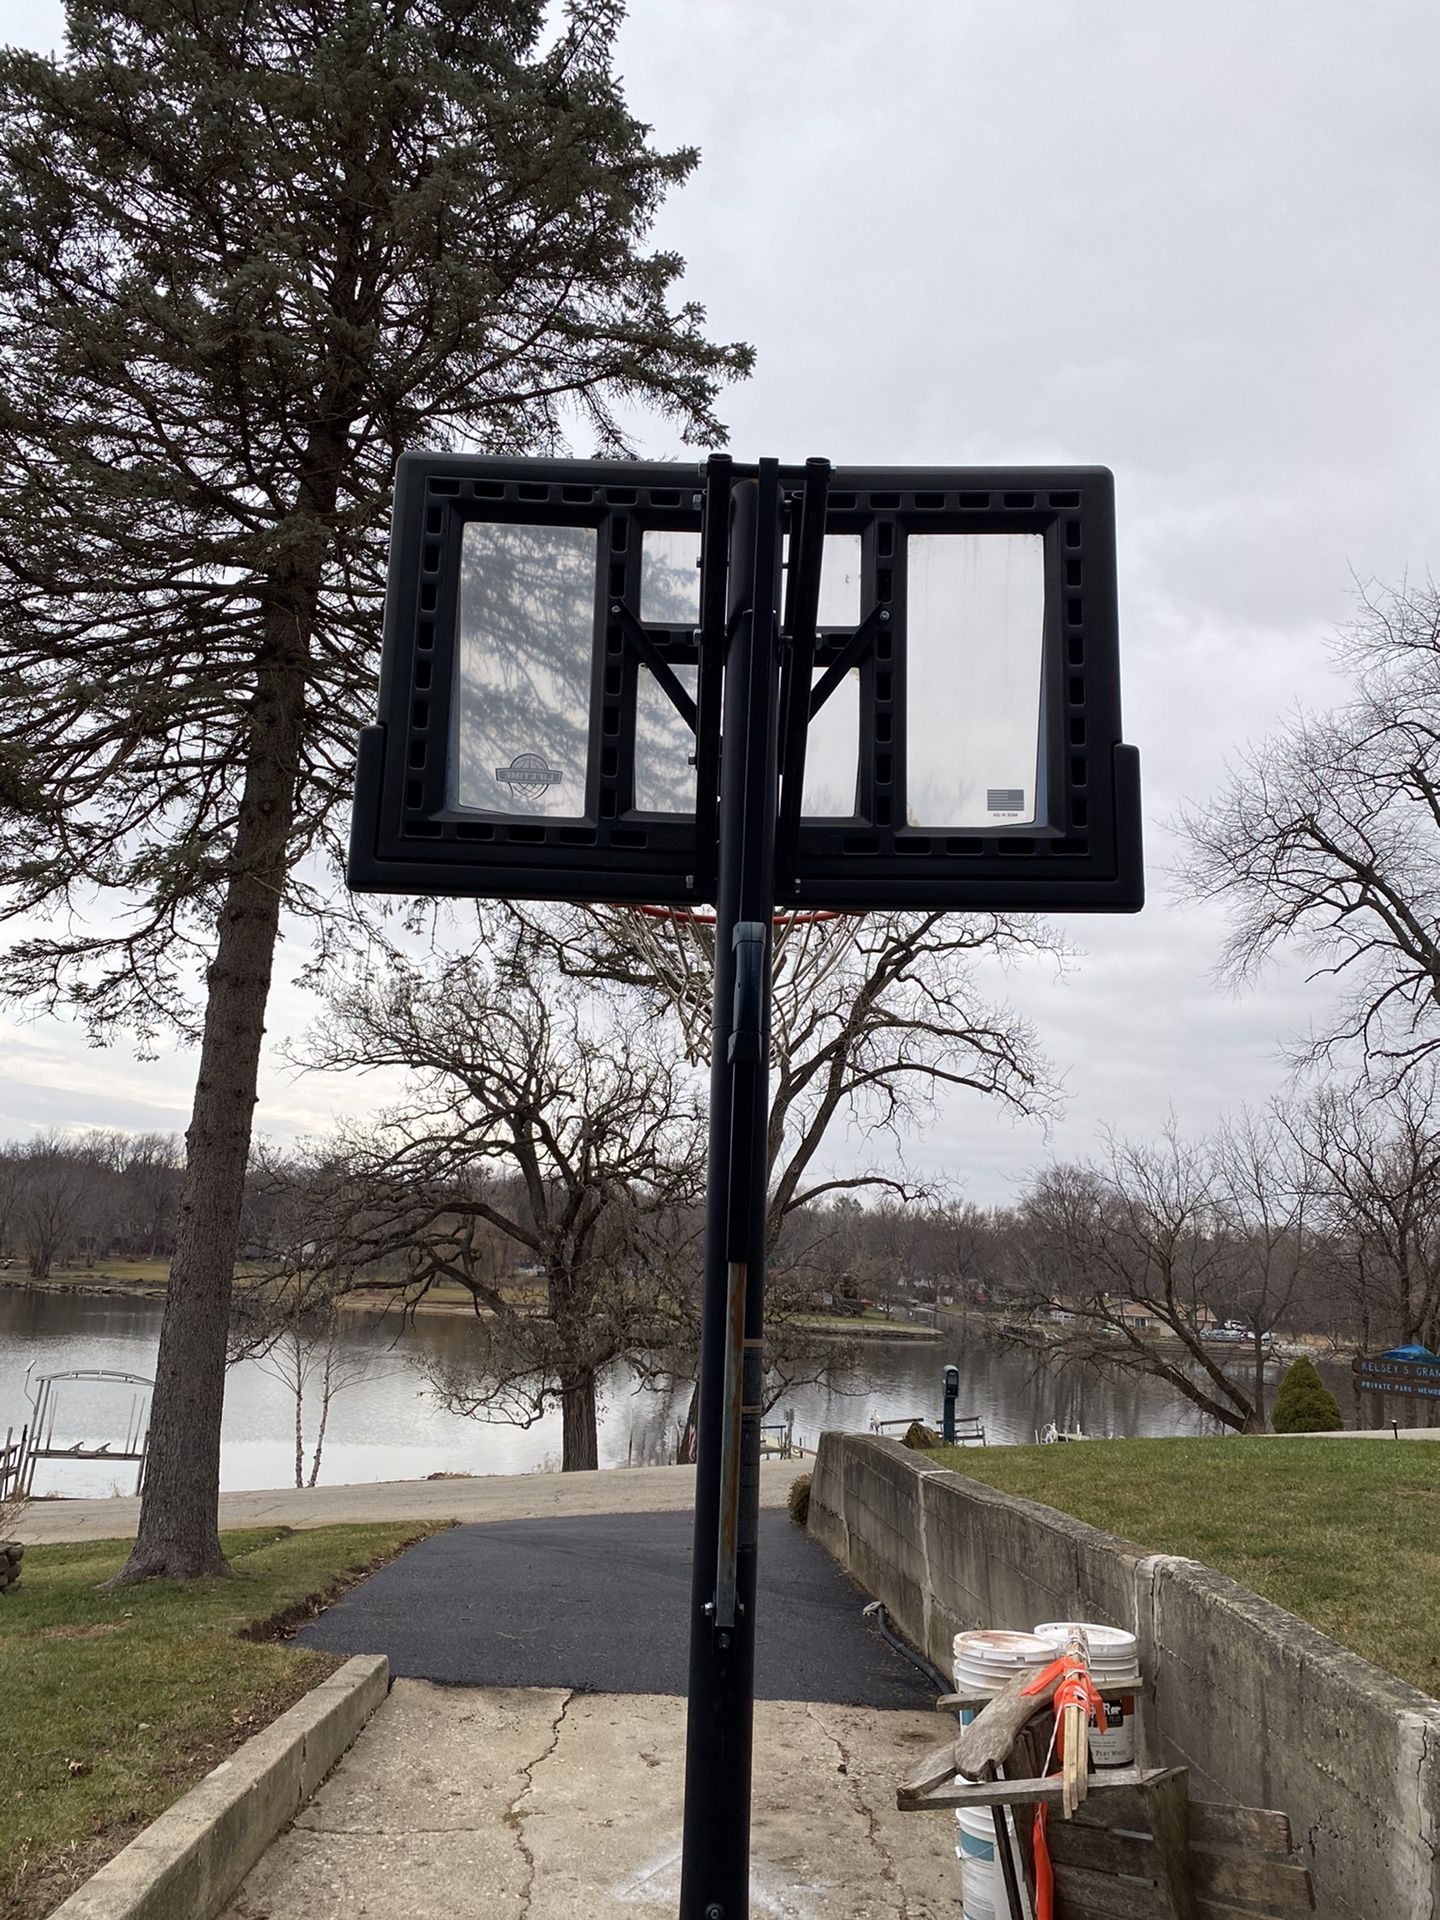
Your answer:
221;1680;958;1920
17;1458;811;1543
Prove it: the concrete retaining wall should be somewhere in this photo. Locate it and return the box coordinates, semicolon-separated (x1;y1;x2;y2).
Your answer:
809;1432;1440;1920
50;1654;389;1920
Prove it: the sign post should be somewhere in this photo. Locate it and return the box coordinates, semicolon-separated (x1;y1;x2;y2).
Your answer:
1352;1352;1440;1408
942;1364;961;1445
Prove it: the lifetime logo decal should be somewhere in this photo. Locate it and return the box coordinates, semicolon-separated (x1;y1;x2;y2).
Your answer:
495;752;561;800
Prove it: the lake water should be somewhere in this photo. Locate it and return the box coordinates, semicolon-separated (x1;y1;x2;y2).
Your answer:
1;1287;1257;1498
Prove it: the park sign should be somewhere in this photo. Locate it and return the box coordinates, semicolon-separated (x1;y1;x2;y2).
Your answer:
1352;1350;1440;1400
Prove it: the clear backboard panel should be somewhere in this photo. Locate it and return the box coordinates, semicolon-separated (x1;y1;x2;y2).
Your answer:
452;521;596;820
635;664;699;814
906;533;1046;829
801;668;860;818
350;455;1141;911
641;530;701;627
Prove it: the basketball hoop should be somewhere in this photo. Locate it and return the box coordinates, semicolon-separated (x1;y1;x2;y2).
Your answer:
599;902;859;1062
349;447;1142;1919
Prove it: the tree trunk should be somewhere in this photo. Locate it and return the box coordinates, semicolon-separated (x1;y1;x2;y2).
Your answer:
308;1342;334;1488
110;586;311;1584
1251;1331;1269;1430
560;1368;599;1472
294;1338;306;1490
678;1382;698;1464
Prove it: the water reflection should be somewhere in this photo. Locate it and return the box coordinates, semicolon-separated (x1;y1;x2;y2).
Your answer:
0;1289;1339;1499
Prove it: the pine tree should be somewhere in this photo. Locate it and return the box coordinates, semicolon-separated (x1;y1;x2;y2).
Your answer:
0;0;750;1581
1271;1356;1344;1433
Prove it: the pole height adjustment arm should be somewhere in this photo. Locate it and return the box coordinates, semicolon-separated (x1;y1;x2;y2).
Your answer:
728;921;768;1064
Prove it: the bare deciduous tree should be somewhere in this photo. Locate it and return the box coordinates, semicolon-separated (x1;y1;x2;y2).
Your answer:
1209;1110;1315;1425
1179;577;1440;1084
229;1158;388;1487
1003;1125;1270;1431
296;934;709;1471
515;904;1059;1234
1288;1071;1440;1362
13;1136;93;1282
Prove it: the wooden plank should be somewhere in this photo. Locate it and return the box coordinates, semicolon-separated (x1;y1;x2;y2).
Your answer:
984;1768;1031;1920
1058;1903;1161;1920
1042;1819;1158;1878
1067;1771;1191;1831
1189;1803;1293;1854
1143;1769;1197;1920
1046;1816;1303;1890
1190;1846;1315;1914
1051;1860;1170;1919
1054;1797;1293;1858
1195;1904;1315;1920
1009;1726;1046;1900
955;1670;1061;1776
898;1766;1178;1813
900;1737;961;1797
1058;1876;1311;1920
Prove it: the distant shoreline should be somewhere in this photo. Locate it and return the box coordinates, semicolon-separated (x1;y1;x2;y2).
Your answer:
1;1274;947;1339
795;1319;942;1343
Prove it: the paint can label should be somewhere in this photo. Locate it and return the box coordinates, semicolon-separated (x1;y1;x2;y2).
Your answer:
1090;1692;1136;1766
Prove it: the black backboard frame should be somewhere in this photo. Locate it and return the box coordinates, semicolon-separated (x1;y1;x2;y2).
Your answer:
348;452;1142;912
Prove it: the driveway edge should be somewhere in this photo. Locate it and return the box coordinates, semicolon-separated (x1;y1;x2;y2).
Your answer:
48;1653;389;1920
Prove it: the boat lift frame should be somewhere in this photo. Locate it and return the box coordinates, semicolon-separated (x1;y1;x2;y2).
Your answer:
17;1369;153;1497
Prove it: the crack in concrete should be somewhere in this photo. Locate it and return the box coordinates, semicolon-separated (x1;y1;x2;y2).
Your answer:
294;1822;493;1836
504;1691;575;1918
804;1703;911;1920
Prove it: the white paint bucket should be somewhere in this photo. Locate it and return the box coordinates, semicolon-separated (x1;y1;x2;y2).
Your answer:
1032;1620;1141;1766
956;1805;1005;1920
951;1627;1053;1725
950;1630;1051;1912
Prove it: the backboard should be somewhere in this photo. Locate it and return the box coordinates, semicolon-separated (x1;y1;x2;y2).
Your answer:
348;453;1142;911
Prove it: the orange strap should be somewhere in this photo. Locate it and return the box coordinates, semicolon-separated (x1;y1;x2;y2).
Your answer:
1024;1654;1105;1920
1053;1665;1106;1746
1033;1803;1054;1920
1020;1654;1069;1697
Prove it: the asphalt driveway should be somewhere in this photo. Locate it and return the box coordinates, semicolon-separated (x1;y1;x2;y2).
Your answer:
298;1507;935;1708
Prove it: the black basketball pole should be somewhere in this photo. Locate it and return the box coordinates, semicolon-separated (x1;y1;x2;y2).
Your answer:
679;461;783;1919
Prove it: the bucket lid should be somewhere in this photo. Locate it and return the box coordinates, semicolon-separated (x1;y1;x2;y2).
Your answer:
953;1628;1052;1667
1032;1621;1138;1657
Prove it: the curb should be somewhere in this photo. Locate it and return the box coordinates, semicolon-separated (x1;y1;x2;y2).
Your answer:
49;1653;389;1920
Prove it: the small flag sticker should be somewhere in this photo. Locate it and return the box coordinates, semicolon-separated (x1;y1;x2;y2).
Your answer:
987;788;1025;814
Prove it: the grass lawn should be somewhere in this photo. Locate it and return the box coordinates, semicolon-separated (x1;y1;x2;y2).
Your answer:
1;1258;172;1289
796;1308;926;1331
0;1260;274;1290
0;1521;433;1920
930;1436;1440;1698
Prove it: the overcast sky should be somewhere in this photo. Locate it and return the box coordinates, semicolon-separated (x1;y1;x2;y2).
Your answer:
3;0;1438;1203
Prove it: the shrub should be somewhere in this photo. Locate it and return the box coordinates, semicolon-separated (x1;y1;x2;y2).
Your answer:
901;1419;943;1451
787;1473;811;1528
1272;1356;1344;1433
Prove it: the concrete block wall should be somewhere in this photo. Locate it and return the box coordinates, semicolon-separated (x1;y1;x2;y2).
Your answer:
809;1431;1440;1920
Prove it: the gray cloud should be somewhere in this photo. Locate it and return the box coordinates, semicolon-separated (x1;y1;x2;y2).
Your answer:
3;0;1435;1200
